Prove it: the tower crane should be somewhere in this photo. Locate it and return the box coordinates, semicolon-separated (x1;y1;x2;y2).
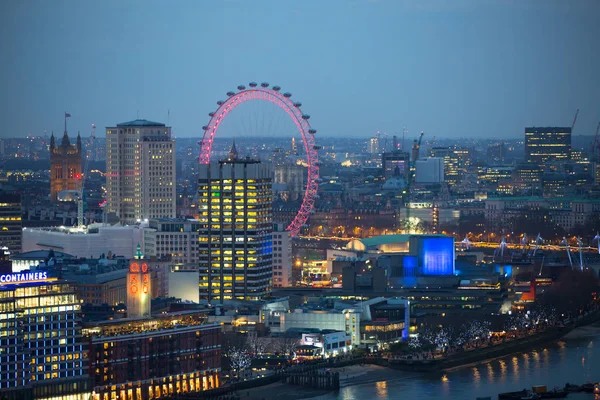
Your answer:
591;122;600;162
571;109;579;131
405;131;425;233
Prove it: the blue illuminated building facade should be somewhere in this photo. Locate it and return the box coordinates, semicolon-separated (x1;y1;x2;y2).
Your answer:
413;236;455;276
197;146;274;303
0;276;90;400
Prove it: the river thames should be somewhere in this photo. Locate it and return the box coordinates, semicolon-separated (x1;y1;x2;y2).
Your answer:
316;323;600;400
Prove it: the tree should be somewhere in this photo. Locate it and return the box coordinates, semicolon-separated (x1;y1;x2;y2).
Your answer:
537;269;600;316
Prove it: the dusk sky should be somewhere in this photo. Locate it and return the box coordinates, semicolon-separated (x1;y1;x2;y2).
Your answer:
1;0;599;140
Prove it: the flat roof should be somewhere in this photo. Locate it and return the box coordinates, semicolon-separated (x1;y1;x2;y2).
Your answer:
115;119;166;127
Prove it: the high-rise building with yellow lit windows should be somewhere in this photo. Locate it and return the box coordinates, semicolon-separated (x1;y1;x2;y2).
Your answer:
106;120;176;225
525;127;571;166
0;273;90;400
0;192;22;255
197;143;273;303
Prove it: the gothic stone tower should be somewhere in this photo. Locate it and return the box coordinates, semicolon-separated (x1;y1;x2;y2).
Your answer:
50;131;82;202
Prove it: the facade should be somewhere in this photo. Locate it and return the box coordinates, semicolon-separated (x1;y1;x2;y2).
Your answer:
143;218;200;265
525;127;571;166
168;265;200;303
382;151;410;180
346;234;456;277
127;246;152;318
300;330;352;356
272;224;292;288
415;157;445;184
106;120;176;224
0;274;90;400
0;192;22;255
84;312;221;400
197;146;273;303
22;224;145;259
430;147;471;185
274;307;361;345
485;196;600;232
50;131;82;202
368;137;380;154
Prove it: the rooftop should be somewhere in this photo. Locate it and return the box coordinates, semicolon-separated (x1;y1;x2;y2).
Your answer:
116;119;166;127
358;233;448;247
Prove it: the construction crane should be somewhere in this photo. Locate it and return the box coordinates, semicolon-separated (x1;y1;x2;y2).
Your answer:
405;131;425;233
411;131;425;163
76;124;95;228
571;109;579;131
591;122;600;162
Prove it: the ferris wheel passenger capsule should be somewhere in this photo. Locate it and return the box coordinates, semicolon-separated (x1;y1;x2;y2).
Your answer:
302;114;310;120
226;91;235;97
313;145;322;150
202;126;209;131
272;86;281;91
308;129;317;134
283;92;292;98
209;112;215;117
217;100;224;105
249;82;257;87
294;102;302;107
261;82;269;87
237;85;246;90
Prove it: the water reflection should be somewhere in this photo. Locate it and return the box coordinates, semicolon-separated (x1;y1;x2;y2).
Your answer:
325;327;600;400
375;381;387;398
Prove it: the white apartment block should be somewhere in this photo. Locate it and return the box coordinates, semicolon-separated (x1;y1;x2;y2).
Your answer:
106;119;176;225
272;224;292;287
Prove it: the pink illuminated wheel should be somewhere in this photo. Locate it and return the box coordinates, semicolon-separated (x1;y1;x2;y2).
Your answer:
200;82;319;236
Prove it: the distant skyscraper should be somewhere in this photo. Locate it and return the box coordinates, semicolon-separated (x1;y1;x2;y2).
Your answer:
50;131;82;202
0;192;22;255
197;144;273;303
525;127;571;165
368;137;380;154
106;119;176;224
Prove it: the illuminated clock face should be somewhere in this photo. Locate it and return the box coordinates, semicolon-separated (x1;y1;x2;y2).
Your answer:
130;263;140;273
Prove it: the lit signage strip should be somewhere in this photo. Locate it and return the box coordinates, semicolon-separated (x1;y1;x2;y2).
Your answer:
0;271;49;284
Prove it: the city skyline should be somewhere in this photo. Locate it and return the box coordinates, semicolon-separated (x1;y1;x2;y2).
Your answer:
1;0;599;139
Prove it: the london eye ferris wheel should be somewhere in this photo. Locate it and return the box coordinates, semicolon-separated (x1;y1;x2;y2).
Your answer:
199;82;320;236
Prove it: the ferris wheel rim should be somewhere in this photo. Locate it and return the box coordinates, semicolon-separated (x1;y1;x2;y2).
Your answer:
199;84;319;236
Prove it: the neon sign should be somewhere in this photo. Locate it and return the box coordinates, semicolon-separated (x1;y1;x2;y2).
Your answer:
0;271;48;283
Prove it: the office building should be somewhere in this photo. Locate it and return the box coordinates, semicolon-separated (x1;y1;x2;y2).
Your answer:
197;144;273;303
22;224;145;259
0;273;90;400
0;192;22;255
368;137;380;154
525;127;571;165
106;119;176;224
143;218;200;265
430;147;471;185
272;224;292;288
382;151;410;180
50;131;83;202
84;310;220;400
415;157;445;184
